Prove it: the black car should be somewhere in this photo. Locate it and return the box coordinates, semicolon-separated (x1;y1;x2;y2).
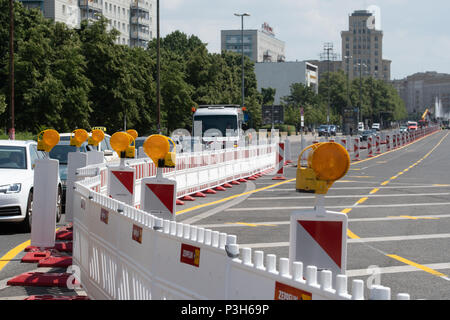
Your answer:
360;130;375;141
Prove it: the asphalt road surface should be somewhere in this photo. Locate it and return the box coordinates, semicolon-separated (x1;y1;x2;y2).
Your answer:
1;130;449;300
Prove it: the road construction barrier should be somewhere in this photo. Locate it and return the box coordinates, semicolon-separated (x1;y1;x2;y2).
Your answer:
284;138;293;164
31;130;60;248
386;135;391;151
375;135;381;155
352;138;360;161
72;180;411;300
273;142;286;180
367;136;374;158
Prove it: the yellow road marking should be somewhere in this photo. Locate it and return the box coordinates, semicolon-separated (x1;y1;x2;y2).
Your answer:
386;254;448;278
347;229;360;239
381;181;390;186
390;215;440;220
356;197;368;204
341;208;352;214
176;178;296;215
369;188;379;194
0;240;31;273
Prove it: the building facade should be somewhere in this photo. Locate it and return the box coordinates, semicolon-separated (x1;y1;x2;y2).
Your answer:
19;0;155;48
254;61;318;104
221;23;285;63
341;10;391;81
392;72;450;119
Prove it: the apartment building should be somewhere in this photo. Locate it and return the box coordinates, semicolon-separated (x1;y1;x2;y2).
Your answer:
19;0;155;48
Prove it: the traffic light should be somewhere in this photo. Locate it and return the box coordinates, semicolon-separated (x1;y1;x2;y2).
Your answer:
296;142;350;194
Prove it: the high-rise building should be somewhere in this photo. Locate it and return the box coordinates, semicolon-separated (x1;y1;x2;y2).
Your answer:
19;0;155;48
341;9;391;81
221;22;285;63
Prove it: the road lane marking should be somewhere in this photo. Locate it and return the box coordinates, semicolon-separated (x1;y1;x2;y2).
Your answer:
386;255;449;279
356;197;368;204
248;192;450;200
346;262;450;278
0;240;31;273
176;178;296;215
225;202;450;211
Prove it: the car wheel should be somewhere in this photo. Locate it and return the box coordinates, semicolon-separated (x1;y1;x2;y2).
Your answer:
56;187;62;223
22;190;33;233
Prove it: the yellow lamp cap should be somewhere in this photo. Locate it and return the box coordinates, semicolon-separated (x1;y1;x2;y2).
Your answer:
71;129;89;146
38;129;60;152
309;142;350;181
126;129;138;140
89;129;105;146
143;135;170;166
110;132;133;154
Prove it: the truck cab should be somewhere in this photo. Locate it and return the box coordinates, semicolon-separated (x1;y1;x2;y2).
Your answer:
192;105;244;147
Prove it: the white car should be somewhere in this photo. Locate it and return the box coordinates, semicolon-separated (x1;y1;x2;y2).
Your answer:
59;132;119;162
0;140;62;232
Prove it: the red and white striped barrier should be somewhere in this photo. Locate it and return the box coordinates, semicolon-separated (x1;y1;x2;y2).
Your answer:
352;138;360;161
386;134;391;151
273;142;286;180
107;165;135;206
375;135;381;155
367;136;374;158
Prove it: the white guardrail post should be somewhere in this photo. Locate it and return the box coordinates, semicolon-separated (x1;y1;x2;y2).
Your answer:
71;130;413;300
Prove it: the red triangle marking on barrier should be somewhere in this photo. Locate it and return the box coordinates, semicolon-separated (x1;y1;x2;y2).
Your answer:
298;220;343;268
146;184;175;213
112;171;134;194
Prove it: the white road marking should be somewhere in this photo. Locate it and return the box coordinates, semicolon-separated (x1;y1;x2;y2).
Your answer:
346;262;450;277
248;192;450;200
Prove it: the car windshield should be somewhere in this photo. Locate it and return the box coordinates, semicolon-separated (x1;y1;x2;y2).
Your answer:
363;130;373;135
49;144;80;164
319;125;329;129
194;115;238;136
0;146;27;169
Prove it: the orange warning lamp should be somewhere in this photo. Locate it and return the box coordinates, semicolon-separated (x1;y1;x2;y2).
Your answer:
88;129;105;147
191;107;197;113
143;134;175;168
110;132;135;158
296;142;350;194
37;129;60;152
70;129;89;148
126;129;138;140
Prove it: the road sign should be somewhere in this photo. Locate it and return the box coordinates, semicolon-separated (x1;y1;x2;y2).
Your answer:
107;167;135;205
262;105;284;125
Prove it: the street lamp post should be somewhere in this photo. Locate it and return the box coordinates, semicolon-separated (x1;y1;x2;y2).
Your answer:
234;13;250;111
156;0;161;134
357;62;367;125
8;0;14;140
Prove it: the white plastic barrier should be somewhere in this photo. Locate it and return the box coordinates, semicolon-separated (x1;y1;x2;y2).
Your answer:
72;180;412;300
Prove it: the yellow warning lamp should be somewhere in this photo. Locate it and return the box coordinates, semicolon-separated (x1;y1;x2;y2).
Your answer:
70;129;89;148
88;129;105;147
143;134;176;168
296;142;350;194
37;129;60;152
110;132;135;158
126;129;138;140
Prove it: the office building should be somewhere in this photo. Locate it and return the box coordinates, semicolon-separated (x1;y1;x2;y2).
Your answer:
392;72;450;119
254;61;318;104
221;22;285;62
341;9;391;81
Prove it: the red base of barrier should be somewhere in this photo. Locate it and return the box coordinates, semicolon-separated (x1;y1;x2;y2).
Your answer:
367;154;374;158
21;251;51;263
272;176;286;180
55;230;73;241
181;195;196;201
176;199;185;205
222;183;233;188
284;160;293;164
247;176;257;180
205;189;217;194
214;186;226;191
7;272;78;288
25;242;73;253
25;295;89;300
352;158;361;161
230;181;240;185
38;256;72;268
192;192;206;197
238;178;248;183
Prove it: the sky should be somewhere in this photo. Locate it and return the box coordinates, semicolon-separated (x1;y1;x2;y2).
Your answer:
160;0;450;80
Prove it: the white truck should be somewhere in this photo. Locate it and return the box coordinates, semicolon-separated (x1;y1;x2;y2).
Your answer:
192;105;245;148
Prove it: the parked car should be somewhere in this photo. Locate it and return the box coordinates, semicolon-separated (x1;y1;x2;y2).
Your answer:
318;125;336;137
59;132;118;162
0;140;62;232
372;123;380;131
360;130;375;141
399;126;408;133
